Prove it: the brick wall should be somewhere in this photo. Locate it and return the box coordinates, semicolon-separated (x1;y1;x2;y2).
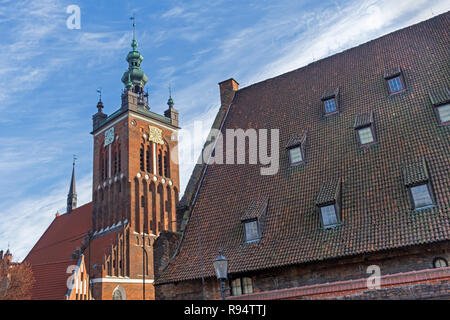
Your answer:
155;241;449;299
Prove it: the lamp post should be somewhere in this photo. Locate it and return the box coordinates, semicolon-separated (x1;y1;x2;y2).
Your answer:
213;250;229;300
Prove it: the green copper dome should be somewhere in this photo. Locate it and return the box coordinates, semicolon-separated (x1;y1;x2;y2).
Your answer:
121;39;148;92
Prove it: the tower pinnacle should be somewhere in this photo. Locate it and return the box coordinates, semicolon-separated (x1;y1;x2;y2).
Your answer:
121;16;148;93
67;156;77;214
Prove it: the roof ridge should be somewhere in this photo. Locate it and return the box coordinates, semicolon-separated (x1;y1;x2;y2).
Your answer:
237;11;449;92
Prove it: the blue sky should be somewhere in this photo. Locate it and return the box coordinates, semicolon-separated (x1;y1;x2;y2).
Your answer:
0;0;449;261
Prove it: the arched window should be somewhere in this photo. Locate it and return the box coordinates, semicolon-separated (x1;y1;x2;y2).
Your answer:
140;146;145;171
112;286;126;300
118;147;121;172
164;151;170;178
146;147;152;173
100;152;105;181
113;152;117;175
158;150;163;176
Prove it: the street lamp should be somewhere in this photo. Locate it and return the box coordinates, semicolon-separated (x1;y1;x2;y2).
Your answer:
213;250;229;300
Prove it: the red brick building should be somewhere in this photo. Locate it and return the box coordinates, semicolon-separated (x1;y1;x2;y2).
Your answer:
154;12;450;299
25;34;181;300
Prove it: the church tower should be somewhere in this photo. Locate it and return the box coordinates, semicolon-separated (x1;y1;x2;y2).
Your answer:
89;25;180;300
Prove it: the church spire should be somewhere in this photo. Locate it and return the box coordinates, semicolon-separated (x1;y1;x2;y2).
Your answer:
121;16;148;94
67;156;77;214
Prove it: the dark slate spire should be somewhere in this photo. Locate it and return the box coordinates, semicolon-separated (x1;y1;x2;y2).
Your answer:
67;157;77;214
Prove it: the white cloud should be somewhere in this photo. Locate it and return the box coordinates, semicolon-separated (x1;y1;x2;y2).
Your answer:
0;173;92;261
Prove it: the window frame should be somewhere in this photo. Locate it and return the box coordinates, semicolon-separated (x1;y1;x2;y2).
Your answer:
407;182;435;210
433;102;450;126
288;145;304;166
323;97;338;115
243;219;260;243
230;277;254;296
356;124;377;147
386;75;406;95
318;202;340;229
432;257;448;269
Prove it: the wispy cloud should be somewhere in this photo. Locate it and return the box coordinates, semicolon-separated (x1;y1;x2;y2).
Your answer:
0;173;92;261
1;0;448;262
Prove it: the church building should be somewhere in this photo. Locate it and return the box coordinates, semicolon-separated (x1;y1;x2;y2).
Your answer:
24;30;180;300
23;12;449;300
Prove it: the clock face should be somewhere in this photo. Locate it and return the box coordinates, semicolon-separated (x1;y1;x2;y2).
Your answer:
104;127;115;146
148;126;164;145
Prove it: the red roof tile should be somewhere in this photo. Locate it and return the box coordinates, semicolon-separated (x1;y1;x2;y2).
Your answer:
157;12;450;284
24;203;92;299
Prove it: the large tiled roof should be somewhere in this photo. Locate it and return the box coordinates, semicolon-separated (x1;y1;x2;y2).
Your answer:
24;203;92;299
157;12;450;284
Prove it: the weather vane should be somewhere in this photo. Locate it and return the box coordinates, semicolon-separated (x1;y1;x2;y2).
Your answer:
73;154;77;167
168;83;172;98
130;14;136;40
96;87;102;101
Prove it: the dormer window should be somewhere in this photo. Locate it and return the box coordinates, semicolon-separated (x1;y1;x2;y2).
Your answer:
320;205;338;227
384;67;405;95
429;88;450;125
286;130;307;166
410;184;433;208
436;103;450;124
244;220;259;243
403;158;435;210
240;198;268;243
316;179;342;229
387;77;404;93
324;98;337;113
321;88;340;115
354;111;376;146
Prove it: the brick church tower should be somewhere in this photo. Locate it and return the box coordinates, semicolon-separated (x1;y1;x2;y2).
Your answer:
88;30;180;300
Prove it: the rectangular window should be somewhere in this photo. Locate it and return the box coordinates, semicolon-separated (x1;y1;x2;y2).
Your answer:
231;278;242;296
242;277;253;294
320;205;338;227
358;126;375;145
289;146;303;164
410;184;433;208
324;98;337;113
231;277;253;296
244;220;259;242
387;76;404;94
436;103;450;124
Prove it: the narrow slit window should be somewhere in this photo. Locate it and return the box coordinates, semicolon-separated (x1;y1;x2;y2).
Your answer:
140;147;145;171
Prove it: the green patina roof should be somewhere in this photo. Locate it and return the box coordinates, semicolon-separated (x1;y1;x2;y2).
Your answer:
121;38;148;90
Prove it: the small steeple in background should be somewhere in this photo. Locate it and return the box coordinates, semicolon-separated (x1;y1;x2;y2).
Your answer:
67;155;77;214
164;84;179;127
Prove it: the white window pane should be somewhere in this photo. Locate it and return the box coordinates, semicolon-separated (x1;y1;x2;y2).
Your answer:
242;277;253;294
437;103;450;123
410;184;433;208
358;127;374;144
245;221;259;242
289;147;302;163
232;278;242;296
321;205;338;226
